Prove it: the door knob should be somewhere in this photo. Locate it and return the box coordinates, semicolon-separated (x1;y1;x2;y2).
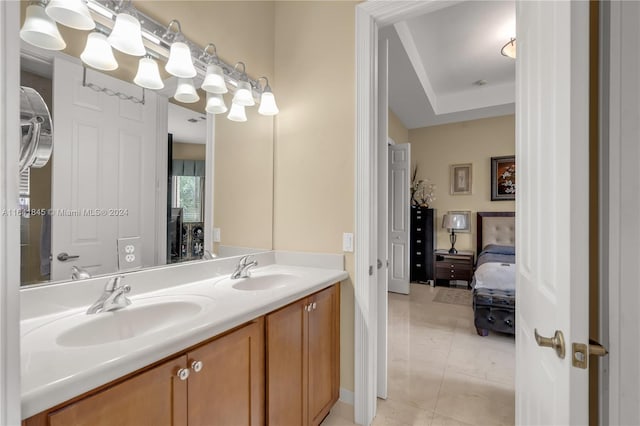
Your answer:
57;252;80;262
534;328;566;359
377;259;383;269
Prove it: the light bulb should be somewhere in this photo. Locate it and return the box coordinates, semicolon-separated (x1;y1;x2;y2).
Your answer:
205;93;227;114
201;63;228;94
258;91;279;116
174;78;200;103
46;0;95;31
134;57;164;90
227;102;247;122
80;33;117;71
232;80;255;106
108;13;145;57
165;42;197;78
20;3;66;51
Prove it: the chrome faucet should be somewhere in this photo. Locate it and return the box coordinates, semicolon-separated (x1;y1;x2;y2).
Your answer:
71;266;91;280
86;275;131;314
230;255;258;279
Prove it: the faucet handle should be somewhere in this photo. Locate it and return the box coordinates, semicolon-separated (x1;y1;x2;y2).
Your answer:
104;275;125;291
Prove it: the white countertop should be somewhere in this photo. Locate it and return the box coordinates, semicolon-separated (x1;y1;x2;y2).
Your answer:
20;256;347;419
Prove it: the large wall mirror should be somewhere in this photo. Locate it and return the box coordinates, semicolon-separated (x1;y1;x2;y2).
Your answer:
19;1;275;286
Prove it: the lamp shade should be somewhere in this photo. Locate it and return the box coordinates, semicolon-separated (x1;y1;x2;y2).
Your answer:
173;78;199;103
80;32;117;71
232;80;255;106
134;57;164;90
46;0;95;30
108;13;145;56
201;63;228;94
501;38;516;59
258;91;279;116
20;4;66;51
165;42;197;78
205;93;227;114
227;102;247;122
442;213;467;230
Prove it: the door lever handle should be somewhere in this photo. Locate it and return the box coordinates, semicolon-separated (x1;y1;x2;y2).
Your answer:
57;252;80;262
534;328;566;359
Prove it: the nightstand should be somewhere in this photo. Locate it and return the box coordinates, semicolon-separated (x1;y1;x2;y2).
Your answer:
433;250;475;287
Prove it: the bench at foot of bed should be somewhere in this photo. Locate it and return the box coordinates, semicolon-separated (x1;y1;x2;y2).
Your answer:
473;288;516;336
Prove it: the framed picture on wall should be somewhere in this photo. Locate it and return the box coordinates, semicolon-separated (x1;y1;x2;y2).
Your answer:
491;155;516;201
450;163;472;195
448;210;471;232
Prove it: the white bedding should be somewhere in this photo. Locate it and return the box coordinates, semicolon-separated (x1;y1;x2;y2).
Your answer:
473;262;516;291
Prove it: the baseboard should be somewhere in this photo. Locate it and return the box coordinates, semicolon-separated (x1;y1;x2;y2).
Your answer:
339;388;354;405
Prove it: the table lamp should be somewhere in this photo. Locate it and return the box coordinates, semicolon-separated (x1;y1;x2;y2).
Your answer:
442;213;467;254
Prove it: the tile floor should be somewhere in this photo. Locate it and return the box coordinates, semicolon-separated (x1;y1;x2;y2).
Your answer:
322;283;515;426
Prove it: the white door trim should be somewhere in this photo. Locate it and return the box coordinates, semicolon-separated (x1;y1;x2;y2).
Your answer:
0;1;22;424
355;1;441;424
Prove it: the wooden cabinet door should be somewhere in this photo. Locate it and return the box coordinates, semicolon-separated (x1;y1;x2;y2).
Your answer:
47;356;188;426
187;319;265;426
266;298;308;426
307;285;340;426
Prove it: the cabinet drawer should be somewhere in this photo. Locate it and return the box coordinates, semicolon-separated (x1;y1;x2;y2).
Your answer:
436;266;472;280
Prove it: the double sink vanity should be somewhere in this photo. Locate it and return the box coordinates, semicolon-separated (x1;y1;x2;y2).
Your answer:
20;251;347;425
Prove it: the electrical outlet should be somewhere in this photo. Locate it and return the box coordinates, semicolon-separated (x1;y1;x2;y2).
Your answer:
117;236;142;270
342;232;354;252
213;228;221;243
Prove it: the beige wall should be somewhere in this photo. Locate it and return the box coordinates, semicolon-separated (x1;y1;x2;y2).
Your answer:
172;142;205;161
273;1;357;392
389;109;409;144
409;115;516;253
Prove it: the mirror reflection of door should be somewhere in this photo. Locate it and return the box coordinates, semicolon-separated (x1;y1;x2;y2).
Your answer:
167;103;207;263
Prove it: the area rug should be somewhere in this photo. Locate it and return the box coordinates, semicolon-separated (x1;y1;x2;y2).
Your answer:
432;287;473;306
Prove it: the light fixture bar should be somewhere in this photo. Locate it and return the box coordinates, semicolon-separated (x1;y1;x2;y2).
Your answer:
86;0;262;102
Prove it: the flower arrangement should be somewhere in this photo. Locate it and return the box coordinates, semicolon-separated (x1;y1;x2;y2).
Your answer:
410;166;436;208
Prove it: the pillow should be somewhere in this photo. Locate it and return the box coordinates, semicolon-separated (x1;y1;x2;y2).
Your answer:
481;244;515;256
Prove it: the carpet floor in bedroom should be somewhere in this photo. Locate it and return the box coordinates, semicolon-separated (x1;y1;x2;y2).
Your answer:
321;283;515;426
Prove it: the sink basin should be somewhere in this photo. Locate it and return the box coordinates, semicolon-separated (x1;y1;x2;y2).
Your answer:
226;273;299;291
56;300;203;347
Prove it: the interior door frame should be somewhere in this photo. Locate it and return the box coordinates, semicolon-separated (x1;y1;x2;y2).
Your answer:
0;2;21;424
354;1;459;424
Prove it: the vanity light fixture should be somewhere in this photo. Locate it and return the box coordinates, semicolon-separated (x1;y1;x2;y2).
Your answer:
231;62;255;107
45;0;95;31
81;32;118;71
257;77;279;116
134;56;164;90
108;10;146;57
174;78;200;103
164;20;197;78
501;38;516;59
227;102;247;122
20;2;67;51
205;93;228;114
200;44;228;94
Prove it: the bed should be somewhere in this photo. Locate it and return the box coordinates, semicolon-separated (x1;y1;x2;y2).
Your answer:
472;212;516;336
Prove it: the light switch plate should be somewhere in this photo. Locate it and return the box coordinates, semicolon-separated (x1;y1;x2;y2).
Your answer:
117;236;142;271
213;228;221;243
342;232;354;252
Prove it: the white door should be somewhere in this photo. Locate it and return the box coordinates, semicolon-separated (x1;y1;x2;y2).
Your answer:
388;144;410;295
51;57;158;281
516;1;590;424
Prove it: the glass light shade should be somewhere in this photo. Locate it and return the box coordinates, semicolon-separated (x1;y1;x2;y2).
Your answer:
174;78;200;103
134;57;164;90
205;93;227;114
20;4;66;51
201;63;228;94
165;42;197;78
258;91;279;116
107;13;145;57
227;102;247;122
442;213;468;230
46;0;95;30
501;38;516;59
232;80;255;106
80;33;117;71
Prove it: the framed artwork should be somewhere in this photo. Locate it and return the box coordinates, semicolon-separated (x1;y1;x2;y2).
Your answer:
450;163;472;195
448;210;471;233
491;155;516;201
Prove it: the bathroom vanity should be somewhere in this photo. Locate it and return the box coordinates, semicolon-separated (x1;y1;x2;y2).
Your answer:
20;252;346;426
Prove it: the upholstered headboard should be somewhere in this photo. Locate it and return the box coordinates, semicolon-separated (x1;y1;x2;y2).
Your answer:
476;212;515;255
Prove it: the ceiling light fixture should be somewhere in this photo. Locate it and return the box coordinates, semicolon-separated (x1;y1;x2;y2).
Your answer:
45;0;95;31
257;77;279;116
164;20;197;78
81;32;118;71
20;2;67;51
501;38;516;59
